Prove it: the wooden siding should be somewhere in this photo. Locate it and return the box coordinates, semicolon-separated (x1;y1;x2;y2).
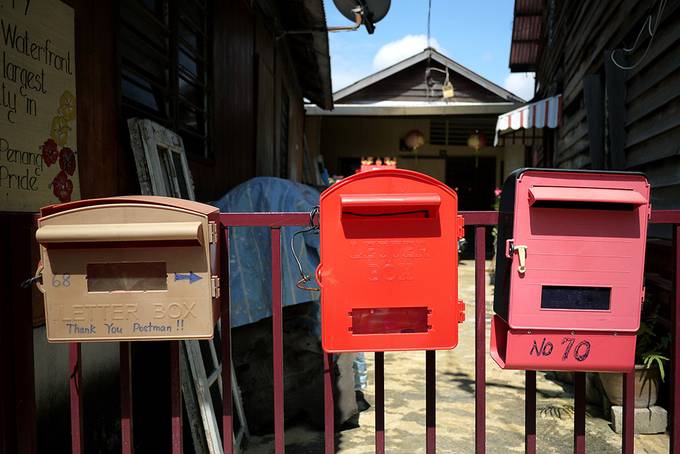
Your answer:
536;0;680;208
340;60;510;104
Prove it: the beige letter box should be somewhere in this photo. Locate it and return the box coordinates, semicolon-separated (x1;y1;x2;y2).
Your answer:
36;196;220;342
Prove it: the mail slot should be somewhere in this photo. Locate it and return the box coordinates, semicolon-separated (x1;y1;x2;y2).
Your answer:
318;168;465;352
36;196;220;342
490;169;650;371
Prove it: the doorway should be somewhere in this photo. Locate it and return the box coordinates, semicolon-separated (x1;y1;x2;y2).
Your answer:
446;156;496;259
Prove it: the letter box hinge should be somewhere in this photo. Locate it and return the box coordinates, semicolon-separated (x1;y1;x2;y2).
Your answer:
209;222;218;244
458;299;466;323
211;276;220;299
457;215;465;239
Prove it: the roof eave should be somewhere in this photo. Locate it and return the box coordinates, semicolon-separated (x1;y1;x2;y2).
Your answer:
333;47;525;104
274;0;333;110
305;102;519;117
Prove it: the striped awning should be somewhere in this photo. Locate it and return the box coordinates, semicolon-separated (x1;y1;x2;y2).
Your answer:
494;95;562;145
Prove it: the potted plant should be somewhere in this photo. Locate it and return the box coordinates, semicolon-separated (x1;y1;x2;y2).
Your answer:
600;297;670;407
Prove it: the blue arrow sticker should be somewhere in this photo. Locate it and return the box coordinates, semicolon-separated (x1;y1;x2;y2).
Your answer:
174;272;202;284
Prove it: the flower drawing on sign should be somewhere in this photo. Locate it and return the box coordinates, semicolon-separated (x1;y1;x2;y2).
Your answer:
52;170;74;203
57;91;77;122
46;90;79;203
41;138;59;167
59;147;76;176
50;116;72;146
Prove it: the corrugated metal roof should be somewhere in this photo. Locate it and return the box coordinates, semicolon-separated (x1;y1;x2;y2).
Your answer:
509;0;545;72
514;0;545;15
512;15;542;41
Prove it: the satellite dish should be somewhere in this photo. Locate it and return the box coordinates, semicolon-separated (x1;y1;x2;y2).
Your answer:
332;0;391;34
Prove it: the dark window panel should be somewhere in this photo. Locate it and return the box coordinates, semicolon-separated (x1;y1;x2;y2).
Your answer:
120;0;212;159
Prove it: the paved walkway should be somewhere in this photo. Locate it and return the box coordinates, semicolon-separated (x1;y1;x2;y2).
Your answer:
248;261;669;453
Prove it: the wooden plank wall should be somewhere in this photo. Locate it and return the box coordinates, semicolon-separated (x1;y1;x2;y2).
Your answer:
537;0;680;208
624;2;680;209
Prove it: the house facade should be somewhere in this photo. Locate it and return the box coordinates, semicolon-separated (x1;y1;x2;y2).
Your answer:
306;48;525;214
1;1;332;452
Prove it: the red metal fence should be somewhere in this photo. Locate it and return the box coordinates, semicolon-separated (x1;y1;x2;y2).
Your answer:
52;210;680;452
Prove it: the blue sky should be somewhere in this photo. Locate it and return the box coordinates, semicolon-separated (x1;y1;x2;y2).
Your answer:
322;0;535;99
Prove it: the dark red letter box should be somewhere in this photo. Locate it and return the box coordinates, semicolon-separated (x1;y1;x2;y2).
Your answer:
318;168;464;352
491;169;650;371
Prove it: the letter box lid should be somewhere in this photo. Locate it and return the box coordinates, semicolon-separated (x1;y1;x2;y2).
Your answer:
507;167;648;184
40;195;219;217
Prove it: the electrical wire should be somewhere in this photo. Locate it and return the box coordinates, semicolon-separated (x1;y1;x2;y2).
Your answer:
290;206;320;292
611;0;667;70
427;0;432;48
425;0;433;100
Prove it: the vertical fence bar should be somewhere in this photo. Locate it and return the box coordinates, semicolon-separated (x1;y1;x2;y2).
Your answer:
170;341;182;454
271;227;285;453
69;343;83;454
525;370;536;454
426;350;436;453
375;352;385;454
573;372;586;454
120;342;133;454
622;371;635;453
324;353;335;454
672;224;680;453
474;226;486;454
221;226;234;454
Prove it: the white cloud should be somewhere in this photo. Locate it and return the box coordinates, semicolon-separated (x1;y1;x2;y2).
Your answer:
372;35;444;71
331;68;373;91
504;72;536;101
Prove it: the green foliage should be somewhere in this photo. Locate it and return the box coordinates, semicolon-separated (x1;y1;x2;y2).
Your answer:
642;353;670;381
636;296;671;381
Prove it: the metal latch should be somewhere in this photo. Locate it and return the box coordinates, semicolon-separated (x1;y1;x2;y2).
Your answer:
457;215;465;239
506;239;528;275
211;276;220;298
208;222;218;244
458;299;466;323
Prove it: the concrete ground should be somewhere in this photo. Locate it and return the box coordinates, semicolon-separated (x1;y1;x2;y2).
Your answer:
248;260;669;453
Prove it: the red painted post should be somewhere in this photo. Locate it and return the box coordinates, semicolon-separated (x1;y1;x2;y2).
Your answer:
573;372;586;454
475;226;486;454
120;342;133;454
324;353;335;454
220;226;234;454
271;228;285;453
622;371;635;453
170;341;182;454
426;350;436;453
525;370;536;454
672;224;680;453
69;343;83;454
375;352;385;454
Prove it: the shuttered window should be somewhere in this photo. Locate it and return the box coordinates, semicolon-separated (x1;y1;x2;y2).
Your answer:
429;117;496;146
120;0;212;159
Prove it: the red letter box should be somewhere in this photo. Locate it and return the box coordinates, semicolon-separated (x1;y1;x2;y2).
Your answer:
490;169;650;371
318;168;464;353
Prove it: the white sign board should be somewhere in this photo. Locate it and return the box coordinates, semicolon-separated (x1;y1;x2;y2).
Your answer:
0;0;79;211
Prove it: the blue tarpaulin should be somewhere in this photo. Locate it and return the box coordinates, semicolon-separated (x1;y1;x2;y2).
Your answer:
212;177;321;328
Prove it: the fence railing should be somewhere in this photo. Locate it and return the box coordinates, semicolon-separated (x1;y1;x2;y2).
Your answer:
57;210;680;453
